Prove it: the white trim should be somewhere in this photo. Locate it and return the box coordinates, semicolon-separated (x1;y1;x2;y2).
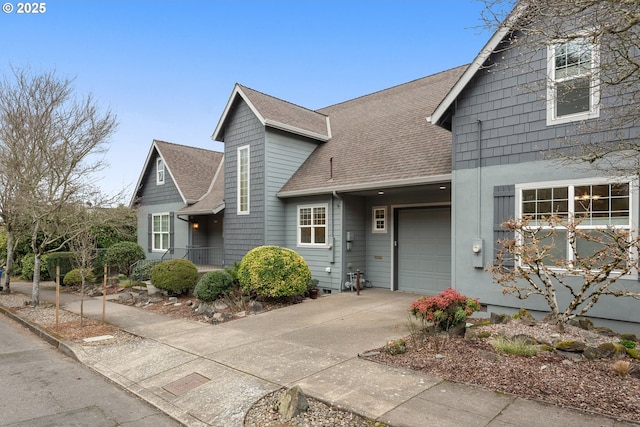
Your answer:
151;212;170;252
296;203;329;247
237;145;250;215
156;157;165;185
372;206;387;233
277;174;452;198
545;38;600;125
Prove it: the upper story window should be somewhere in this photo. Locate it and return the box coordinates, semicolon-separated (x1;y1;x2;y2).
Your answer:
156;158;165;185
372;206;387;233
517;179;632;267
152;213;170;251
237;145;250;215
547;37;600;125
298;204;327;246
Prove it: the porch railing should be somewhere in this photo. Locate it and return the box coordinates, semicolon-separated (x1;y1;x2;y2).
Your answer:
161;246;224;269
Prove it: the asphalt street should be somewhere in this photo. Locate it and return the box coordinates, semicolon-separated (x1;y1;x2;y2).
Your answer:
0;313;182;427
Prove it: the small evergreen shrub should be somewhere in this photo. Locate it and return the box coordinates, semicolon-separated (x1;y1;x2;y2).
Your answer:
237;246;311;298
619;339;637;349
409;288;481;331
194;270;234;302
20;253;51;280
150;259;198;295
105;242;145;275
130;259;160;281
46;252;75;279
63;268;95;286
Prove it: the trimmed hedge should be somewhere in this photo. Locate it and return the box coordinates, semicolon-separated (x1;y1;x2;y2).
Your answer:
194;270;234;302
46;252;75;279
150;259;198;295
237;246;311;298
105;242;145;275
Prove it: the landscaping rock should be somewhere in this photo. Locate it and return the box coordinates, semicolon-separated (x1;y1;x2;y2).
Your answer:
583;346;604;360
568;317;594;331
593;326;618;337
490;313;511;324
276;385;309;421
117;292;133;303
555;340;585;352
478;349;501;362
447;322;466;337
512;334;538;345
517;309;536;326
248;300;263;315
620;333;638;342
195;302;214;316
214;300;228;310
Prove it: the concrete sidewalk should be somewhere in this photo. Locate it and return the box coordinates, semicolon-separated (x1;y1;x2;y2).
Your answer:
4;282;636;427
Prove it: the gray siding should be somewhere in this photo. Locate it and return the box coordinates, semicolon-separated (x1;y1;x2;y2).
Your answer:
284;195;343;291
223;99;266;264
136;151;183;207
265;129;318;246
343;195;367;287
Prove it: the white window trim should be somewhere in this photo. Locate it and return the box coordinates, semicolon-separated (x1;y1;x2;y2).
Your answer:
297;203;329;247
237;145;250;215
372;206;387;233
152;212;170;252
515;177;637;273
156;158;165;185
546;37;600;126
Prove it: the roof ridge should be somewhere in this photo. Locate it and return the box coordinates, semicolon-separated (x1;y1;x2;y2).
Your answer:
237;84;329;118
316;64;470;111
154;139;223;154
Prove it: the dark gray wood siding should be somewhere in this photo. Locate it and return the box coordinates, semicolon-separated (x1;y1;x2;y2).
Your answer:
136;151;183;206
223;99;266;264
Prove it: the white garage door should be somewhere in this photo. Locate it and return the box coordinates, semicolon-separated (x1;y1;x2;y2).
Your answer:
397;207;451;294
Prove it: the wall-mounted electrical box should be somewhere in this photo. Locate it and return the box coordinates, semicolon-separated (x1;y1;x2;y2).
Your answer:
472;238;484;268
346;232;354;242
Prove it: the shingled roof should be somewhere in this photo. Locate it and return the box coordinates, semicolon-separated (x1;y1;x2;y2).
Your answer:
132;140;223;206
178;160;225;215
278;65;467;196
213;84;330;142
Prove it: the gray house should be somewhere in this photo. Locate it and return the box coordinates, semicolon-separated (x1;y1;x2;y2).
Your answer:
211;68;465;294
430;5;640;333
131;140;225;267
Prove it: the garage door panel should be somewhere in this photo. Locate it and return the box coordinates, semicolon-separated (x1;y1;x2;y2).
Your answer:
397;207;451;294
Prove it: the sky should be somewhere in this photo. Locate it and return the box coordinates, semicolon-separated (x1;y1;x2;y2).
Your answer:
1;0;494;202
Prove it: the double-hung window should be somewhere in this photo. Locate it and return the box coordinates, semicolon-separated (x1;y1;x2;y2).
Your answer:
152;213;170;251
518;180;632;267
237;145;250;214
156;158;165;185
298;205;327;246
547;37;600;124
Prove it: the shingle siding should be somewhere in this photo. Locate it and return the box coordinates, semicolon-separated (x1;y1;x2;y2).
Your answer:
136;152;183;206
223;99;266;264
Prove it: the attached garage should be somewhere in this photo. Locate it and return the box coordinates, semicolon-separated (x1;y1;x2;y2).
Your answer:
394;207;451;294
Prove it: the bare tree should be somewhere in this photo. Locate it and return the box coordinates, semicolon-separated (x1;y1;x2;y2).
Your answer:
480;0;640;175
491;214;640;329
0;67;117;305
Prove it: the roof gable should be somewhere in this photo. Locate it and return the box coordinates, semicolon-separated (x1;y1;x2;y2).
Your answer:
131;140;223;206
212;84;331;143
430;2;526;129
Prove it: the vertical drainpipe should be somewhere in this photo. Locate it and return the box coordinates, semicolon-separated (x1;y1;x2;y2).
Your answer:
477;119;482;237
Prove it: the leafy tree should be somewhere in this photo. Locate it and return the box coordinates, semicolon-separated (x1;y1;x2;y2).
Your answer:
105;241;145;276
0;67;118;305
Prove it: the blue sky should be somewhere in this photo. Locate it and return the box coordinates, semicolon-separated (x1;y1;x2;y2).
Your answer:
1;0;493;201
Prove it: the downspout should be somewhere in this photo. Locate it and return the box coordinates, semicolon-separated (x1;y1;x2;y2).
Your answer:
476;119;482;237
332;190;342;291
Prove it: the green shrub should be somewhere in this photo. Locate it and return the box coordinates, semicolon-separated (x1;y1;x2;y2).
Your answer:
63;268;95;286
619;339;637;349
20;253;51;281
224;261;241;285
237;246;311;298
130;259;161;281
490;336;538;356
194;271;234;302
45;252;75;279
105;242;145;275
150;259;198;295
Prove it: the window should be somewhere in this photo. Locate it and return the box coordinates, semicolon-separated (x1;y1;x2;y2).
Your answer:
156;158;165;185
517;180;632;266
237;145;250;214
152;213;170;251
547;37;599;124
372;206;387;233
298;205;327;246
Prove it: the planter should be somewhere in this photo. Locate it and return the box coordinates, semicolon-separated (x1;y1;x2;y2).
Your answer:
309;288;319;299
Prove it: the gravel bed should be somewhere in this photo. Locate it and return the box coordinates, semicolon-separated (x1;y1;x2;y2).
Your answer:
244;389;376;427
